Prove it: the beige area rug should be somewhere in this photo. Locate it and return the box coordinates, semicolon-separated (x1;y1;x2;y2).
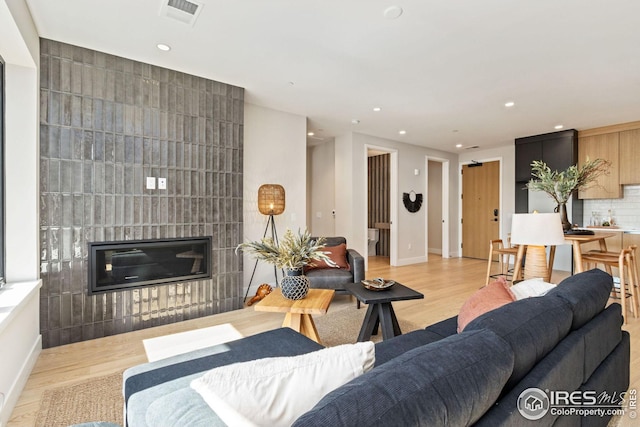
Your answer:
35;371;123;427
314;305;421;347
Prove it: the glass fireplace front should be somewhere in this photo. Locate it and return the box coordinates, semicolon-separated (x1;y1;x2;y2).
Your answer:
88;237;212;294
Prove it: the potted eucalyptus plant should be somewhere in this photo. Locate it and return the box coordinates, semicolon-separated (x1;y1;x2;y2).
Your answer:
236;228;335;300
526;158;610;231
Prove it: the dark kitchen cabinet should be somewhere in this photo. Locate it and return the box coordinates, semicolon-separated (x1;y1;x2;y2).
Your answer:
514;129;582;225
515;140;542;182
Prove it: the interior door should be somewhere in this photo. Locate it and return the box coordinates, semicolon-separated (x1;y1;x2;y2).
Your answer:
462;161;500;259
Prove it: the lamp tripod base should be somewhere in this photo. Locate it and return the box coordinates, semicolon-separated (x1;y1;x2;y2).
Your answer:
243;215;280;303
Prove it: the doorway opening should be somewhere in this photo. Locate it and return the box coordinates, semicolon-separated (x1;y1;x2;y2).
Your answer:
425;157;450;259
365;146;398;267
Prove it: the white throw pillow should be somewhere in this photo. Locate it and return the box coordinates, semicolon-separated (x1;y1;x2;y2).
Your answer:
509;278;556;300
190;341;375;427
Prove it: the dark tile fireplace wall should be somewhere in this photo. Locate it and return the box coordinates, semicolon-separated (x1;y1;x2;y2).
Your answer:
39;39;244;348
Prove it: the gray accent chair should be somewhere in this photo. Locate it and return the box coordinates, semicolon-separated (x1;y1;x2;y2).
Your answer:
306;237;364;297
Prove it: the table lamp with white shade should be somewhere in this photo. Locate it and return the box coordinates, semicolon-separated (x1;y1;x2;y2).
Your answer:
510;213;567;282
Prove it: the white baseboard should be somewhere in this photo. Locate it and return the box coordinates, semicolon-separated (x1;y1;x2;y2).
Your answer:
428;248;442;255
1;334;41;427
395;255;428;266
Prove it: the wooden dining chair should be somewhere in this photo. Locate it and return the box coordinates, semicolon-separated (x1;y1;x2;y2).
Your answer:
485;238;520;286
582;245;639;323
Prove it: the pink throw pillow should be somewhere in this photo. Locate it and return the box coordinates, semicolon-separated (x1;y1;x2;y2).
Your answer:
457;277;515;333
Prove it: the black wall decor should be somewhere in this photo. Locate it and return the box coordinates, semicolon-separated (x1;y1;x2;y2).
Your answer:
402;191;423;213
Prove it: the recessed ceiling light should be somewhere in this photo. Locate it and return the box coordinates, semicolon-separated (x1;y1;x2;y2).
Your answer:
351;119;360;125
555;125;564;130
504;101;515;108
456;144;463;148
383;6;403;19
307;132;315;136
398;130;407;135
156;43;171;51
373;107;382;112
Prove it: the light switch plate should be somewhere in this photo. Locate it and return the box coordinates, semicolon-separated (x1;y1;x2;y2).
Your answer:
158;177;167;190
146;177;156;189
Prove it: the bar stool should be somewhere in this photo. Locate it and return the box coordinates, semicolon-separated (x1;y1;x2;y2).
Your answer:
485;239;520;286
582;245;639;323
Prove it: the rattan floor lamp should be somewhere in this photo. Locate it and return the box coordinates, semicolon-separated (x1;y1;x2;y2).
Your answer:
243;184;286;302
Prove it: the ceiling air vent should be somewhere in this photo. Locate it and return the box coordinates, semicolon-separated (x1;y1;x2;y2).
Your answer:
159;0;204;26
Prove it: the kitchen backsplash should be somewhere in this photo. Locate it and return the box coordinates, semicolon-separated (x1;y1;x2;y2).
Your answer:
582;185;640;228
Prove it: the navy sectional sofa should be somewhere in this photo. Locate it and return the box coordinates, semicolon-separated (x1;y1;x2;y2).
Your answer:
123;269;629;426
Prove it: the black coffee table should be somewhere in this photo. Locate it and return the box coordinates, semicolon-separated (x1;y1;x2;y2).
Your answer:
344;281;424;342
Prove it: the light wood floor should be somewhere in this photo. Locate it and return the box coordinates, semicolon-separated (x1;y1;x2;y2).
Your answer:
8;256;640;426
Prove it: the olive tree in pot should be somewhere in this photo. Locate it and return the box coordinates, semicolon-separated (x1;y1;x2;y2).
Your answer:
236;229;336;300
526;158;610;231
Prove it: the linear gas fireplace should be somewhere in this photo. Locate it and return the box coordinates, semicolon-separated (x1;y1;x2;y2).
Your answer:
88;237;212;294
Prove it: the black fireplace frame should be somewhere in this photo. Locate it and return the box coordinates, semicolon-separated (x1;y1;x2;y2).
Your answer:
88;236;212;294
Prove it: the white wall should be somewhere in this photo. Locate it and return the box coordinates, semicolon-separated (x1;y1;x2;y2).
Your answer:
334;132;357;246
242;103;307;295
0;1;41;424
331;132;458;266
307;140;335;236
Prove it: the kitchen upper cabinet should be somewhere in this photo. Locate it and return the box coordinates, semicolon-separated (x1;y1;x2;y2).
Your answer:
515;130;576;182
514;130;579;215
578;133;621;199
620;129;640;184
514;140;542;182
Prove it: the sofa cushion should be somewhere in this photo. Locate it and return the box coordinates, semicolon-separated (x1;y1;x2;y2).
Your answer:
457;277;515;332
424;315;458;339
292;329;514;427
465;294;573;391
145;386;224;427
579;332;630;427
581;303;623;382
476;328;586;427
374;329;446;366
191;342;375;427
546;268;613;330
306;243;349;271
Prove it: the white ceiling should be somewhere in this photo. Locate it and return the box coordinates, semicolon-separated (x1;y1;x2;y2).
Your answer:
24;0;640;153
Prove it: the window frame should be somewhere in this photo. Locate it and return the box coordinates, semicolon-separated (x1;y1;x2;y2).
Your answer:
0;55;5;288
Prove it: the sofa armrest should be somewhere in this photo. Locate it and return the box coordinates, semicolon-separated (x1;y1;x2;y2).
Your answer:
347;249;365;283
